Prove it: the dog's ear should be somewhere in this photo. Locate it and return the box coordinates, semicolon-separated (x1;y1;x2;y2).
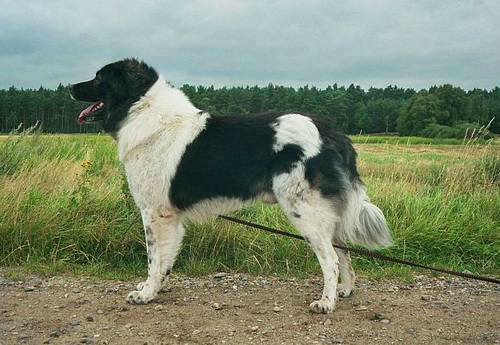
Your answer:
105;69;130;98
119;61;158;96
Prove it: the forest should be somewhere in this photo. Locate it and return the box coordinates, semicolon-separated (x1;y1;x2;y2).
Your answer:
0;83;498;137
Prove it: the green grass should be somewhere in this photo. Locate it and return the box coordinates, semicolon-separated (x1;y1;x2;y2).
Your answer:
350;134;499;146
1;132;499;281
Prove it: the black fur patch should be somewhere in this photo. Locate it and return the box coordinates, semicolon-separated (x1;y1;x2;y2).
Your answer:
169;111;357;210
145;226;155;247
170;113;285;209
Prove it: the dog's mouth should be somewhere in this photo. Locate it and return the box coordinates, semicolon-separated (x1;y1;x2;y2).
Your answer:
78;101;105;124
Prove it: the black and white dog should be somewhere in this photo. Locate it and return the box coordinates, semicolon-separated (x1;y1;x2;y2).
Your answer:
70;58;391;314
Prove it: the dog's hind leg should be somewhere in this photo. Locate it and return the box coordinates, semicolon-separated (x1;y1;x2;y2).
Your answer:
331;226;356;298
335;246;355;297
274;174;341;313
127;208;184;304
284;197;340;313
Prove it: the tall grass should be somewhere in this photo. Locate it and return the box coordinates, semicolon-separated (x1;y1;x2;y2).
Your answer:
1;132;498;279
357;142;499;275
350;134;498;146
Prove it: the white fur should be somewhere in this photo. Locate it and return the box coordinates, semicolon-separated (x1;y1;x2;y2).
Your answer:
117;77;209;210
343;184;392;249
183;197;249;222
127;208;185;304
271;114;322;158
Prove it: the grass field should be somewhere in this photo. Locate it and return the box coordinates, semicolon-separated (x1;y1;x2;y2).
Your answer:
0;131;499;281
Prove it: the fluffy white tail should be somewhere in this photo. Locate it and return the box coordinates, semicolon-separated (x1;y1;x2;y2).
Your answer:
343;183;392;249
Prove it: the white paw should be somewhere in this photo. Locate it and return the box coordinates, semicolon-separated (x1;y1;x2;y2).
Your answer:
136;281;147;291
338;284;354;298
126;290;156;305
309;298;336;314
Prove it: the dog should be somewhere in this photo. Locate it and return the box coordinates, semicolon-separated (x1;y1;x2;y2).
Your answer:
69;58;391;314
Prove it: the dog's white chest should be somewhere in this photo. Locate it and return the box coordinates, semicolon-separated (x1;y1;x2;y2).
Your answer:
117;112;209;210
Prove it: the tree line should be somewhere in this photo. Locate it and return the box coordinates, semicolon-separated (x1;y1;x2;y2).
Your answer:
1;83;498;137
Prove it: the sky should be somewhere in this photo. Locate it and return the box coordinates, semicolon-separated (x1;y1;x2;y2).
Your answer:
1;0;499;91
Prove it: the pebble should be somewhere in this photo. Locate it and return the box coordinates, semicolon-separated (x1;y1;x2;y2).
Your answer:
24;286;35;292
273;306;283;312
49;331;60;338
356;305;368;311
371;313;389;321
86;316;94;322
333;338;345;344
214;273;228;280
213;302;222;310
324;318;332;327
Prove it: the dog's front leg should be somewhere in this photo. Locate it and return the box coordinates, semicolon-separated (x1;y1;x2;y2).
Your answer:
127;208;183;304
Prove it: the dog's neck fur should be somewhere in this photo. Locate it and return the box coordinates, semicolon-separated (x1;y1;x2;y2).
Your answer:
127;76;198;117
116;76;207;163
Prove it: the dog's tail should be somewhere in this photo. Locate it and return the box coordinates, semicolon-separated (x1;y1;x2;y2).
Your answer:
342;181;392;250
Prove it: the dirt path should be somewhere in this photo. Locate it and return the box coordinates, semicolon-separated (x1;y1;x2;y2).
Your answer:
1;271;499;345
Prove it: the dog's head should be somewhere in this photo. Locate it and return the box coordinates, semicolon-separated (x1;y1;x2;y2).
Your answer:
69;58;159;133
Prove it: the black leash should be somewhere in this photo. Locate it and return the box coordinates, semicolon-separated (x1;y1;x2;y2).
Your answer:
218;215;500;285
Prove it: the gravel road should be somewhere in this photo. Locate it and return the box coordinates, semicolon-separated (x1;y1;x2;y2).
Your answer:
1;271;499;345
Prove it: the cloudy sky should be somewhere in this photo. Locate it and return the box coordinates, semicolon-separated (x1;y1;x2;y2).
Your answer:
1;0;499;91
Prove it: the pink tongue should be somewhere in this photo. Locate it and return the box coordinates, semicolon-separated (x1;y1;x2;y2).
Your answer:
77;102;101;125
